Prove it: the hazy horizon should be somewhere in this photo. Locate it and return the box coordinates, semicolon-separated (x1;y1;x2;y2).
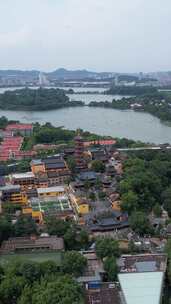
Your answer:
0;67;171;75
0;0;171;73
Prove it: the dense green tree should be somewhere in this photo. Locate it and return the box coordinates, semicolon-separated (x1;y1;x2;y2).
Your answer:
17;261;42;284
40;261;60;276
129;211;153;236
91;160;105;173
76;229;89;250
104;256;118;281
45;217;70;236
0;264;4;283
14;216;37;237
0;88;84;111
66;157;77;174
95;238;120;259
84;179;91;191
95;177;102;190
119;156;166;213
31;276;84;304
2;202;22;214
165;239;171;258
64;225;89;250
17;160;31;172
153;203;162;217
89;192;96;201
106;85;157;96
0;216;13;244
0;116;8;128
121;191;138;214
18;286;33;304
162;186;171;216
45;218;89;250
64;228;78;250
0;275;26;304
64;227;89;251
62;251;87;277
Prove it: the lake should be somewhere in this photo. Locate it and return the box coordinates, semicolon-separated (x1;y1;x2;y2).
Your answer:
0;87;171;144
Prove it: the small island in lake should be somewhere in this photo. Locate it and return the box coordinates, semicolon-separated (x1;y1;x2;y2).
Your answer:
0;88;84;111
89;91;171;122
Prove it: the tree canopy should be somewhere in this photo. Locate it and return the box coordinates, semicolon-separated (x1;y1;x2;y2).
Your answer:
104;256;118;281
0;88;84;111
0;259;84;304
95;237;120;259
91;160;105;173
62;251;87;277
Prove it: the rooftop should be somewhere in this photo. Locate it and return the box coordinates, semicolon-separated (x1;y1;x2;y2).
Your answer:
118;272;164;304
43;156;63;164
0;236;64;253
45;162;66;170
118;254;167;273
85;282;120;304
31;159;43;166
6;124;33;130
30;195;72;213
37;186;65;194
0;184;21;191
11;172;34;179
78;171;97;181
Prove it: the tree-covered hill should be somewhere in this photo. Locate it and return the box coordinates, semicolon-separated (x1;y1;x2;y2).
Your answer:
0;88;84;111
106;85;158;95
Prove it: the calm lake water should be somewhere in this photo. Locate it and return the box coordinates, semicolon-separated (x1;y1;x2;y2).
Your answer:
0;87;171;144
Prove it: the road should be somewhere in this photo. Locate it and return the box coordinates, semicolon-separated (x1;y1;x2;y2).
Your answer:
117;146;171;152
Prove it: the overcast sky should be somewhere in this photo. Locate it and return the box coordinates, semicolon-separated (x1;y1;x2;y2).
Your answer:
0;0;171;72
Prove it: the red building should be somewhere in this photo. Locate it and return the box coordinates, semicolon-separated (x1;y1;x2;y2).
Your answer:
0;135;36;162
6;123;33;137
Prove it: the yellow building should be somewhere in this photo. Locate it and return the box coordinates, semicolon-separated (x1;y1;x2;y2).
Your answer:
70;193;89;215
22;207;43;224
31;159;45;175
37;186;65;198
111;200;121;211
0;185;28;205
10;192;28;205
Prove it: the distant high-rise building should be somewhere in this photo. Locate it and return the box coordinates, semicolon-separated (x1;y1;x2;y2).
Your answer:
115;75;119;86
39;72;49;86
139;72;143;81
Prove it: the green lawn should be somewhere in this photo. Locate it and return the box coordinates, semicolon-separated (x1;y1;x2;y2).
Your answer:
0;251;62;265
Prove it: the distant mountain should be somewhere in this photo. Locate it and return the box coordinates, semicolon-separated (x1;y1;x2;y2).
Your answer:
0;68;163;82
0;70;39;78
46;68;114;80
0;68;114;81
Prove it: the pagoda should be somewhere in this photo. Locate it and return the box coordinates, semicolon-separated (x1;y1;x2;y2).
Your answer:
74;132;87;171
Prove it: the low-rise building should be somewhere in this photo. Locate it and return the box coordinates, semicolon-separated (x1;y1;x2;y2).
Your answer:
0;185;27;204
88;147;108;162
31;159;45;175
70;193;89;215
37;185;66;198
10;172;35;189
0;236;64;254
31;156;71;184
77;171;97;184
85;282;120;304
86;211;128;233
77;251;104;285
25;195;74;223
5;123;33;137
117;254;167;304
